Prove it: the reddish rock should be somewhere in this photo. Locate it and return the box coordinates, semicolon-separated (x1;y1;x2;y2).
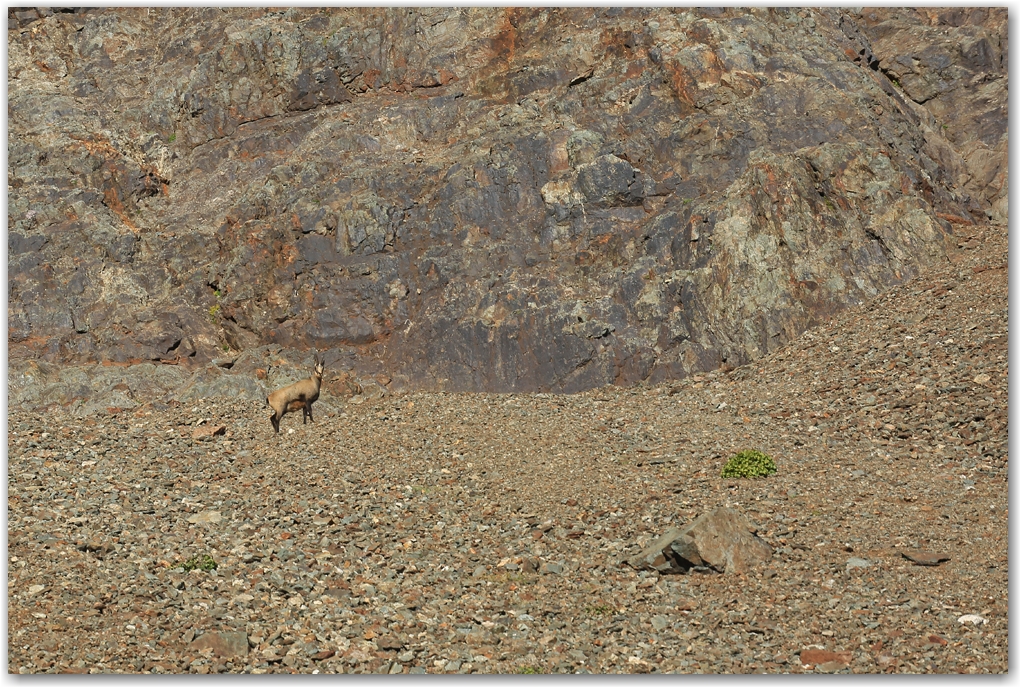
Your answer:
192;424;226;440
684;508;773;573
815;660;849;673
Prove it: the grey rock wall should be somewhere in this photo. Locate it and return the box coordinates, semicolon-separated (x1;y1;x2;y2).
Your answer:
7;7;1006;404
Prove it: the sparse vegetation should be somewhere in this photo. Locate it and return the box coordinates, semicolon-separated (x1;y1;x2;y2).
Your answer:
181;554;217;572
721;449;777;478
517;665;542;674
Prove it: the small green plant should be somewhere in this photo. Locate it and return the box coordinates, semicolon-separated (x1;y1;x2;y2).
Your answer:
517;665;542;674
208;304;220;323
222;343;229;352
181;554;218;572
168;133;176;143
721;449;777;478
586;604;615;616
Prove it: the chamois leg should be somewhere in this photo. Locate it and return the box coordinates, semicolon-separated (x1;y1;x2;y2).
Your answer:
306;403;314;423
270;413;280;433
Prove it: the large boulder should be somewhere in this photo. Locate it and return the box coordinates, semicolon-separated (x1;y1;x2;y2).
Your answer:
628;507;773;574
173;365;268;403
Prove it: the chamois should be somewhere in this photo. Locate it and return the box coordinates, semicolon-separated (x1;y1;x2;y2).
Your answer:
267;353;324;433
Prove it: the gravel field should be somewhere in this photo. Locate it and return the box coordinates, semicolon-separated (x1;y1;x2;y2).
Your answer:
7;226;1007;674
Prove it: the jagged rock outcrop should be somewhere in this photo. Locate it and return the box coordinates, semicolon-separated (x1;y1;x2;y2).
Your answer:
628;507;773;574
7;8;1007;403
857;8;1008;223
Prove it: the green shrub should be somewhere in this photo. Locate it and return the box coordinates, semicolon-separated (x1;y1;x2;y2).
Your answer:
721;449;777;478
181;554;218;572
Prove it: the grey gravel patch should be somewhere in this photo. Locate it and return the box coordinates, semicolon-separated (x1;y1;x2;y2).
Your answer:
6;224;1007;674
846;557;872;570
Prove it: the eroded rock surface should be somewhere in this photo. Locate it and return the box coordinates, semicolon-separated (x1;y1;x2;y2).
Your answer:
629;507;772;574
8;8;1006;403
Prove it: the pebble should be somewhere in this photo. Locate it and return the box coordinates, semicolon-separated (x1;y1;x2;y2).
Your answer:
958;615;988;626
186;510;223;525
901;551;951;567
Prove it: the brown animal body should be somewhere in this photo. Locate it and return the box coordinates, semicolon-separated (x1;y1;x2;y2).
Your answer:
267;353;324;433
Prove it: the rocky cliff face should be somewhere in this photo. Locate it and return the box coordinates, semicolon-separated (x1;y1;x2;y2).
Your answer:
8;7;1007;403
